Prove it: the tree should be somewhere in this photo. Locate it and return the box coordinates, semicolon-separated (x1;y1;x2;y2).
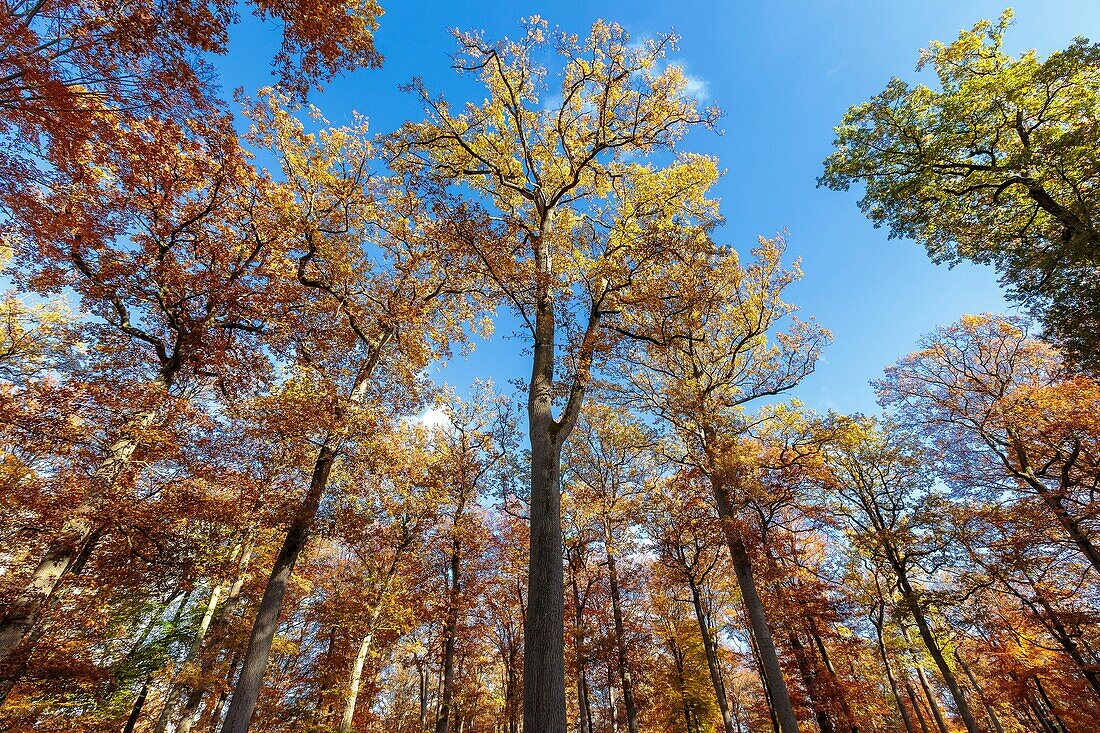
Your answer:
0;116;280;683
565;404;654;733
876;314;1100;577
393;19;720;733
818;416;983;733
215;93;487;733
820;10;1100;369
615;236;829;733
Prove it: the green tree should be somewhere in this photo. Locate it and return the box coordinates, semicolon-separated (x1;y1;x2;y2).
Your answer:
820;10;1100;369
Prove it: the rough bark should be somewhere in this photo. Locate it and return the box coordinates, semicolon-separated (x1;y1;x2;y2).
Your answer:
709;480;799;733
686;577;736;733
219;442;337;733
523;239;572;733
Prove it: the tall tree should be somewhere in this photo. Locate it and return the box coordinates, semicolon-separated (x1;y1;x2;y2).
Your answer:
394;19;719;733
216;94;487;733
876;314;1100;577
820;11;1100;369
616;236;829;733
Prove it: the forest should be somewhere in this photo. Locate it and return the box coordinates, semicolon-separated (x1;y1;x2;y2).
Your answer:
0;2;1098;733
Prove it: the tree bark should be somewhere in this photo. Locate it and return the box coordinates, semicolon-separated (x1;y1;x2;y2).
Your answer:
709;480;799;733
436;539;462;733
686;577;736;733
904;678;932;733
523;376;567;733
219;442;337;733
915;665;949;733
604;528;639;733
123;682;150;733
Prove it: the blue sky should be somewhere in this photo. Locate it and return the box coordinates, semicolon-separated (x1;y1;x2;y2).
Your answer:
220;1;1100;416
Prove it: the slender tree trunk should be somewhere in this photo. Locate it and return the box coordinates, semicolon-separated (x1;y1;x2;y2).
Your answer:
569;562;594;733
669;637;697;733
873;618;915;733
419;658;429;733
604;530;639;733
156;541;252;733
790;631;833;733
914;665;949;733
341;595;390;733
1028;478;1100;576
904;679;932;733
436;541;462;733
710;480;799;733
0;385;170;673
956;653;1005;733
894;568;981;733
124;683;150;733
176;544;253;733
219;442;337;733
1031;676;1068;733
687;577;736;733
607;658;619;733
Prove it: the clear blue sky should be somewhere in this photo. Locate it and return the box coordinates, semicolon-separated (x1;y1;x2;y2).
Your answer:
219;1;1099;416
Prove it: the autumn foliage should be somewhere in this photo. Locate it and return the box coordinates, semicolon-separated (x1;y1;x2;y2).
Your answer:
0;5;1098;733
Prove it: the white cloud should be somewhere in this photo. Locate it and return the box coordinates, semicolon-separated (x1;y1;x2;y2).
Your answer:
417;407;453;431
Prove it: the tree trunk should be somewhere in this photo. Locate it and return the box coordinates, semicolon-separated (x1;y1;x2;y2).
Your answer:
904;678;932;733
175;544;254;733
1033;481;1100;577
915;665;949;733
436;541;462;733
687;577;736;733
0;392;168;673
124;683;150;733
956;653;1005;733
524;402;567;733
219;442;337;733
895;568;981;733
873;617;914;733
710;480;799;733
155;540;252;733
604;530;639;733
789;631;833;733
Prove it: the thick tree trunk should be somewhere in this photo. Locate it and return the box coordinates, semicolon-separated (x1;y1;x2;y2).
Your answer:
604;533;639;733
709;480;799;733
219;443;337;733
523;381;567;733
687;577;736;733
